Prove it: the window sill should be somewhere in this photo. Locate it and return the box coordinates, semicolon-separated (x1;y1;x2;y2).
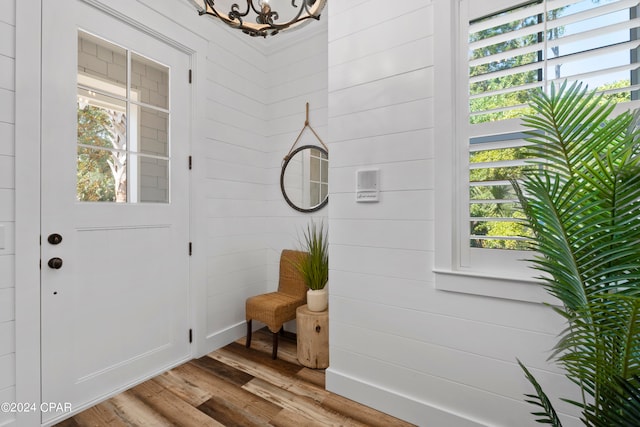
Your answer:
433;269;558;305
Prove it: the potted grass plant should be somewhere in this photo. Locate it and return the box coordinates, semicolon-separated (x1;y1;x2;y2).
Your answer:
294;220;329;312
514;81;640;426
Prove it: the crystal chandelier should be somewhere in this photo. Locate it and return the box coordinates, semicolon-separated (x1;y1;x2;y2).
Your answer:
189;0;327;38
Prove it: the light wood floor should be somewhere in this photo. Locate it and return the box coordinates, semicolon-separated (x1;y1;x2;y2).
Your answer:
54;329;416;426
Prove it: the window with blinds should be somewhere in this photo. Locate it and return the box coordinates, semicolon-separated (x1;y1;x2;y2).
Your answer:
467;0;640;250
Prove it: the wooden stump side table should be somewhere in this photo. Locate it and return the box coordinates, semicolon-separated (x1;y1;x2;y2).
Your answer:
296;304;329;369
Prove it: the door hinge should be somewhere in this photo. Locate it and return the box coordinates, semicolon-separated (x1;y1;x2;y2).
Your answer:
189;242;192;256
188;69;192;84
189;155;192;170
189;328;193;343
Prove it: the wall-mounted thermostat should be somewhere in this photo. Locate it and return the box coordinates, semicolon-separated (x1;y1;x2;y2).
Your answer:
356;169;379;202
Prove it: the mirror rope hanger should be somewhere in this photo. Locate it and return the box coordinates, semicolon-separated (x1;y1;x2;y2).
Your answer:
283;102;328;166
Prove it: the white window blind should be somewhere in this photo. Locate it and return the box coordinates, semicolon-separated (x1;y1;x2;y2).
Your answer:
467;0;640;251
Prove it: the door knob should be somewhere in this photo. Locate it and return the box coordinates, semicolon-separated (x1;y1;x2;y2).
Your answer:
47;233;63;245
48;257;63;269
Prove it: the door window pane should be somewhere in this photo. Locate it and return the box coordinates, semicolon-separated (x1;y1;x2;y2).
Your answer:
134;155;169;203
77;92;127;202
137;107;168;156
77;90;127;148
77;31;171;204
131;53;169;109
77;146;126;202
78;32;127;97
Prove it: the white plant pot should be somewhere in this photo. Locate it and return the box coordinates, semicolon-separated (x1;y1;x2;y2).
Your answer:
306;288;328;312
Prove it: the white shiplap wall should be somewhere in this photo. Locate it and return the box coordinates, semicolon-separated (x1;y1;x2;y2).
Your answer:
73;0;277;353
7;0;322;420
0;0;15;426
325;1;579;426
263;25;329;291
4;0;583;425
200;27;272;345
6;6;328;422
191;5;328;343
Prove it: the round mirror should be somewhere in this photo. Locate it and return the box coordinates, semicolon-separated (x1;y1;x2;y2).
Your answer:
281;145;328;213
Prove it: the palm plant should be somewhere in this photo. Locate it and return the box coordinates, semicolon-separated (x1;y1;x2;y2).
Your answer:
294;220;329;291
514;81;640;426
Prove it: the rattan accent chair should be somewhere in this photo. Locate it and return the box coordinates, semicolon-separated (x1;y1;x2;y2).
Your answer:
245;249;308;359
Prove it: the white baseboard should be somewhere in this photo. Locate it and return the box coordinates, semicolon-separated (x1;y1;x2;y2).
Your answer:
199;321;248;358
325;368;487;427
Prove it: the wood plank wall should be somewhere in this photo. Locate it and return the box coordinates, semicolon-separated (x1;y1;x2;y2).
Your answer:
199;21;272;344
0;0;16;425
325;1;580;426
5;7;329;427
3;1;585;426
199;15;329;341
263;26;329;291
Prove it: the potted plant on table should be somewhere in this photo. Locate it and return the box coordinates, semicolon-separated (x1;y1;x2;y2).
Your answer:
294;220;329;312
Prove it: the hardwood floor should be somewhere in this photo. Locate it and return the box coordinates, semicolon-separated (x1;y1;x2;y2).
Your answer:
55;329;416;427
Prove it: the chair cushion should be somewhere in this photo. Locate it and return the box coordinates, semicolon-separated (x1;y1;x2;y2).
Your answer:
246;292;306;333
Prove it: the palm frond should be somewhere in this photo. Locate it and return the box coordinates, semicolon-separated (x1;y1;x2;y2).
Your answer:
583;375;640;426
514;81;640;425
553;296;640;400
513;173;588;310
521;81;618;181
518;360;563;426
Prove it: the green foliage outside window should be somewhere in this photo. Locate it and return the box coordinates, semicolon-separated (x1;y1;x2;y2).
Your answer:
77;105;117;202
77;103;128;202
469;10;540;124
468;8;542;249
467;2;633;250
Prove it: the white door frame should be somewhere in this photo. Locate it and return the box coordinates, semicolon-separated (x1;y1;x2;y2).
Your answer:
15;1;209;425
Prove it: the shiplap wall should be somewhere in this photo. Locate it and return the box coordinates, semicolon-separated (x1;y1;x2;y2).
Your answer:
3;0;585;425
4;5;328;423
263;26;329;290
0;0;15;425
200;27;271;344
325;1;579;426
186;3;328;343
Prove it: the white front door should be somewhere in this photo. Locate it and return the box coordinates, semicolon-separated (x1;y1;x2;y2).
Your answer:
41;1;191;424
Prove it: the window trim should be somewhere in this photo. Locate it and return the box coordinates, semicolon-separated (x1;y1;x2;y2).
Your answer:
433;0;552;303
434;0;640;303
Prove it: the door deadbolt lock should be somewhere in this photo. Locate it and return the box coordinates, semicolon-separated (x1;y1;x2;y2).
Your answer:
48;233;63;245
48;257;63;269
